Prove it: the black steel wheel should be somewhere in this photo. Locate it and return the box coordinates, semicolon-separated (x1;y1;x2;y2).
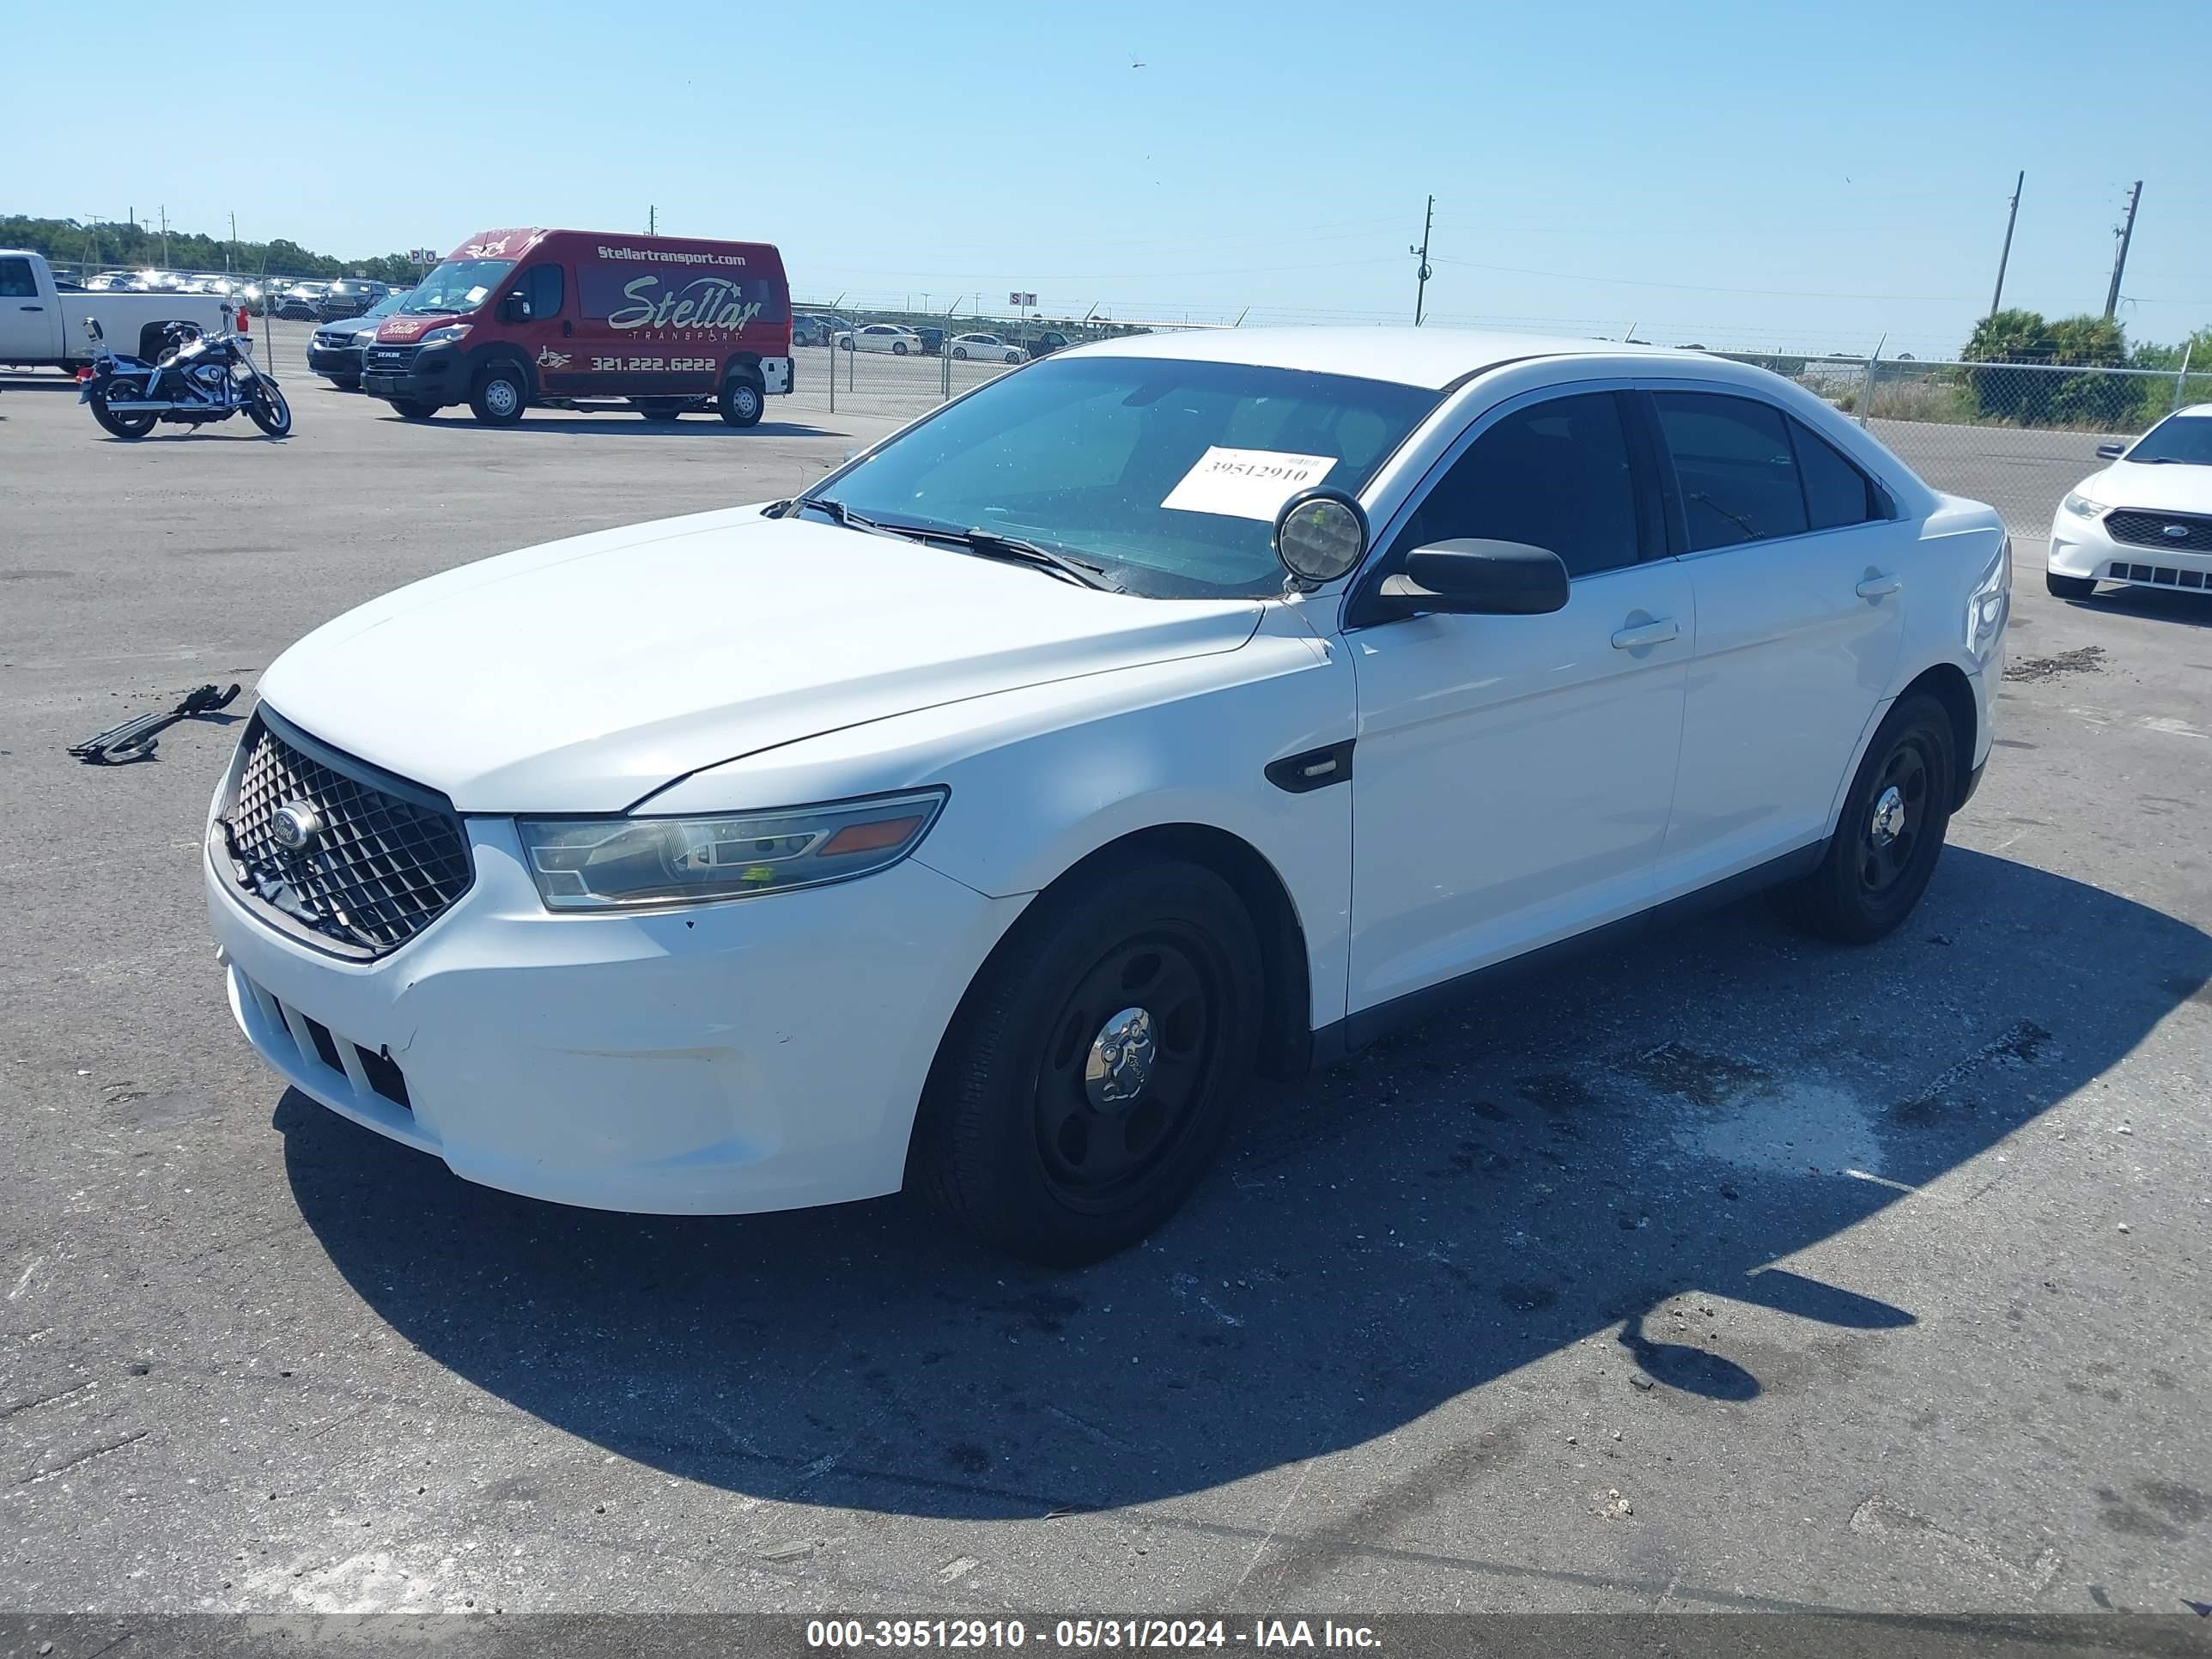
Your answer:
88;376;157;439
1773;692;1956;945
911;860;1262;1265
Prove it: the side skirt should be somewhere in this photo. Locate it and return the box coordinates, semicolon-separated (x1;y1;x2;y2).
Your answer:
1306;842;1825;1068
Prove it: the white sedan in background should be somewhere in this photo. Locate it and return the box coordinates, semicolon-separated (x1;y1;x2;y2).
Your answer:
950;332;1025;364
2045;404;2212;599
836;323;923;355
204;327;2007;1265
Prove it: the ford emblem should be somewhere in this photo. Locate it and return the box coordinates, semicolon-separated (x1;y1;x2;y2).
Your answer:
2163;524;2190;539
270;801;323;853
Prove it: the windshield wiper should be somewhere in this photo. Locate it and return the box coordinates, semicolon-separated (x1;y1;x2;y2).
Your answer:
932;527;1118;591
796;495;884;532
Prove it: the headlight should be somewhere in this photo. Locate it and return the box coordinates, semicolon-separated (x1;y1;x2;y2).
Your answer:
518;788;948;911
2060;490;2106;519
419;324;471;346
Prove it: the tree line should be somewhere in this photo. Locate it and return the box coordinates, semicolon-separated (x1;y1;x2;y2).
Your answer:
2;215;423;287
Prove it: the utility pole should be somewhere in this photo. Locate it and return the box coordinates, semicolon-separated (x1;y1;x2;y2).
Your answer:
647;205;657;235
160;205;169;267
1989;170;2023;317
2104;180;2142;319
1409;194;1435;326
228;211;237;275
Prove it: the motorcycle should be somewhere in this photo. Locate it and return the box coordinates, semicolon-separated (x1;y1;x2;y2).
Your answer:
79;315;292;440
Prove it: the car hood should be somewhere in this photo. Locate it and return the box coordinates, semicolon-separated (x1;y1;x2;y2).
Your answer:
316;315;381;340
2087;460;2212;514
255;507;1264;813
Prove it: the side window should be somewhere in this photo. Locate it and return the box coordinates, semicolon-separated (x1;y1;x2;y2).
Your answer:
522;262;563;319
0;258;37;299
1395;392;1642;579
1652;392;1810;550
1790;416;1881;530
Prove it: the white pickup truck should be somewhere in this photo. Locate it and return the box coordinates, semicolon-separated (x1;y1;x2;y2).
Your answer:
0;250;233;374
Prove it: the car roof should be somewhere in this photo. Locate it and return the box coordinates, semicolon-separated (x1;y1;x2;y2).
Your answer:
2162;404;2212;420
1071;325;1686;390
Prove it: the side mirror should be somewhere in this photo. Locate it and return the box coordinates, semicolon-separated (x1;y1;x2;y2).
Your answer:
1376;538;1571;617
2094;441;2127;461
1272;487;1370;586
82;316;104;342
500;292;531;323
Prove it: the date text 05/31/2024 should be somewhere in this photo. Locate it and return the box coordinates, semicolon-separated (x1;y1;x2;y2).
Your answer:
804;1619;1382;1650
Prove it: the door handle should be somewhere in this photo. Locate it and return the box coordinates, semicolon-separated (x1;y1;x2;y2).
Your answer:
1610;618;1680;650
19;304;43;311
561;319;573;336
1855;574;1902;599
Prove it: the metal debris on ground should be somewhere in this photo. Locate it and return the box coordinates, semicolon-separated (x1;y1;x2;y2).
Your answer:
70;683;240;764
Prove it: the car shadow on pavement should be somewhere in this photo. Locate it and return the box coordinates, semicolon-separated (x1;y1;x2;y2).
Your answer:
373;414;847;440
2058;588;2212;631
277;847;2210;1520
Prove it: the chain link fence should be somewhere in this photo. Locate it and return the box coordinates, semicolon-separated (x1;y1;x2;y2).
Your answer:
1721;351;2212;537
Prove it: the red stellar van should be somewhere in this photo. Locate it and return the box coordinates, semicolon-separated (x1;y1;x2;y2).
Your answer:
362;228;793;427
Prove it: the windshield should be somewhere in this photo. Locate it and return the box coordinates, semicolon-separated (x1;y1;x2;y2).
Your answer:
363;290;410;320
809;356;1441;598
398;258;516;316
2125;413;2212;466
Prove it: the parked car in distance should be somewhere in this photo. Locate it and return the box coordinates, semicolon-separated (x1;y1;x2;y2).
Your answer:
792;313;848;347
307;289;414;389
2045;404;2212;600
836;322;922;355
317;279;391;321
273;283;329;320
915;325;945;356
950;331;1024;364
1022;328;1074;360
0;249;232;374
204;326;2008;1266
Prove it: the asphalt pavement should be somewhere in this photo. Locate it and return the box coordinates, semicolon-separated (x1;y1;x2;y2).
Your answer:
1;349;2207;1620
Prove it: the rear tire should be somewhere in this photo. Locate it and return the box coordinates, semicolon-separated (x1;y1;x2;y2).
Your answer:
2045;571;2096;599
469;363;528;426
89;378;157;439
893;341;908;356
718;372;764;428
951;345;968;360
908;860;1262;1266
1772;692;1956;945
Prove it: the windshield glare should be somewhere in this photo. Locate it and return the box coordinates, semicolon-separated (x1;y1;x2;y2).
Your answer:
811;356;1441;598
398;258;516;316
363;291;409;320
2125;413;2212;465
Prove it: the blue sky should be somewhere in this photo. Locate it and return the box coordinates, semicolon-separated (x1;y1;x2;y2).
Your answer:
14;0;2211;355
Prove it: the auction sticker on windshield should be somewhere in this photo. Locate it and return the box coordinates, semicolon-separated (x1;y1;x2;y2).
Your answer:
1162;447;1338;520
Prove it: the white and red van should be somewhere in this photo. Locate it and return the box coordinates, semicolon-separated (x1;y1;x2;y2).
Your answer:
362;228;793;427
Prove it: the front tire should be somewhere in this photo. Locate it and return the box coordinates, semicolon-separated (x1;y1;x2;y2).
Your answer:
892;341;908;356
2045;571;2097;599
1773;693;1956;945
718;372;764;428
328;374;360;392
951;346;968;361
469;363;528;426
390;398;439;420
910;861;1262;1266
246;380;292;437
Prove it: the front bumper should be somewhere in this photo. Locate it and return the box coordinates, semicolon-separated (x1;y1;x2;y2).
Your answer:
362;342;463;406
206;815;1024;1214
2048;508;2212;592
307;343;364;376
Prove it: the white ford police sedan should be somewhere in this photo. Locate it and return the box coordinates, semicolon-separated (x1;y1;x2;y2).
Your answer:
2045;404;2212;600
204;328;2010;1263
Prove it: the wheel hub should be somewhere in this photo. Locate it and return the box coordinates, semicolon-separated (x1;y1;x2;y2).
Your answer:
1869;784;1907;848
1084;1006;1157;1109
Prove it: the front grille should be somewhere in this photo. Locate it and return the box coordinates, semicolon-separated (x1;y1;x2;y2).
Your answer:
365;344;417;372
220;711;472;957
2107;561;2209;590
2105;509;2212;552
